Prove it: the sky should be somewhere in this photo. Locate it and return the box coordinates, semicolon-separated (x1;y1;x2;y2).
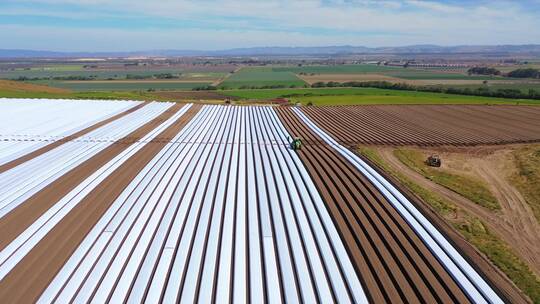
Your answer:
0;0;539;52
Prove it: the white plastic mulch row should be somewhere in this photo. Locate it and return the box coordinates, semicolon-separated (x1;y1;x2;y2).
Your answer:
0;103;193;283
0;98;140;165
0;101;174;219
292;107;504;304
38;105;368;304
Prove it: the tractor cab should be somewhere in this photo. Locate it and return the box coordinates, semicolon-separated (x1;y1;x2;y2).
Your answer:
290;137;303;151
426;154;442;167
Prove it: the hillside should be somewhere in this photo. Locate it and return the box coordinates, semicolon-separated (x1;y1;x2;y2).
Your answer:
0;80;69;94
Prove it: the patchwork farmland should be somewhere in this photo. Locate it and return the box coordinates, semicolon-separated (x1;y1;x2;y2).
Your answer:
219;67;307;89
1;98;538;303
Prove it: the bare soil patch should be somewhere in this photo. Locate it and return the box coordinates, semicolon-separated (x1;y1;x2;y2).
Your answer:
377;146;540;277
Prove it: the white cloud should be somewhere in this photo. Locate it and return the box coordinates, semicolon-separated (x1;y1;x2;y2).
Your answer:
1;0;539;49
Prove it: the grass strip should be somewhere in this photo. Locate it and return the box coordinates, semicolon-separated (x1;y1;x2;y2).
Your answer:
358;146;540;303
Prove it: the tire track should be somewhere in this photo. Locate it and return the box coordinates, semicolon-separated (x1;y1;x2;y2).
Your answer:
276;107;472;303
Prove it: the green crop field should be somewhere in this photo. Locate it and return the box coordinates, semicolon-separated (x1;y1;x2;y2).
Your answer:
12;65;87;72
0;69;178;80
219;67;306;89
0;88;166;101
30;81;212;91
272;64;497;80
272;64;401;74
0;68;225;81
385;70;498;80
435;83;540;93
222;87;539;105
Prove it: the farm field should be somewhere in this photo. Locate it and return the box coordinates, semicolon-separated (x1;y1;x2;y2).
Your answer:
0;67;227;81
273;64;403;74
301;105;540;146
385;70;496;80
1;62;539;105
222;87;539;105
0;98;528;303
1;78;539;106
359;146;540;303
299;73;411;84
0;79;69;94
0;68;181;80
436;82;540;93
274;64;497;80
298;74;537;87
31;80;213;91
219;67;307;89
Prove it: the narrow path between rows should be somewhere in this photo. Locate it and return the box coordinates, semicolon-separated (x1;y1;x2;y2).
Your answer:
0;103;146;174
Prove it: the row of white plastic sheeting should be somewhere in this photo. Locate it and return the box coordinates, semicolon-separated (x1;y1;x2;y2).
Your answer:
0;104;193;282
0;101;174;219
292;107;503;304
0;98;140;166
40;105;368;304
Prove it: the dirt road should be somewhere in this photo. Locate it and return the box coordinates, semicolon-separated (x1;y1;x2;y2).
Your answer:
378;147;540;277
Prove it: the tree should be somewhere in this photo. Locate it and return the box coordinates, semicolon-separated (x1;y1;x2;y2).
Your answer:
507;68;540;79
467;66;501;76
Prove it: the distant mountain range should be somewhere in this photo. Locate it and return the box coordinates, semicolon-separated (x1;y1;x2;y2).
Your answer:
1;45;540;58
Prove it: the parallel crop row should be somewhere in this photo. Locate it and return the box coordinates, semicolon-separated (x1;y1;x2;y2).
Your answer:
302;105;540;146
0;99;521;303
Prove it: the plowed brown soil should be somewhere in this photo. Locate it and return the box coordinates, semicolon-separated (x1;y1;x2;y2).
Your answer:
0;103;146;174
0;104;183;251
361;147;531;303
277;107;480;303
0;79;70;94
302;105;540;146
0;104;201;303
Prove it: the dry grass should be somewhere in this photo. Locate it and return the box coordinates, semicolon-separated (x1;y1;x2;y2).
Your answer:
358;146;540;303
510;145;540;223
0;80;69;94
393;148;500;211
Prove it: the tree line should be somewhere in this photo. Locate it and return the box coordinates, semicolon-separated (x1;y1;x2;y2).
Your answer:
13;73;182;82
310;81;540;100
468;67;540;79
192;80;539;100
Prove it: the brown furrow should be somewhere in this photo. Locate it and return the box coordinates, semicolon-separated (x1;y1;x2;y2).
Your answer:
0;103;146;174
0;104;201;303
0;104;178;250
276;107;472;303
301;105;540;146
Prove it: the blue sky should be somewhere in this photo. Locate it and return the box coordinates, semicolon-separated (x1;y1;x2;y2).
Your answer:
1;0;539;51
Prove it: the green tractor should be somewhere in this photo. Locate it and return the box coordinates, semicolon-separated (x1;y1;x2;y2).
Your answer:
290;137;303;151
